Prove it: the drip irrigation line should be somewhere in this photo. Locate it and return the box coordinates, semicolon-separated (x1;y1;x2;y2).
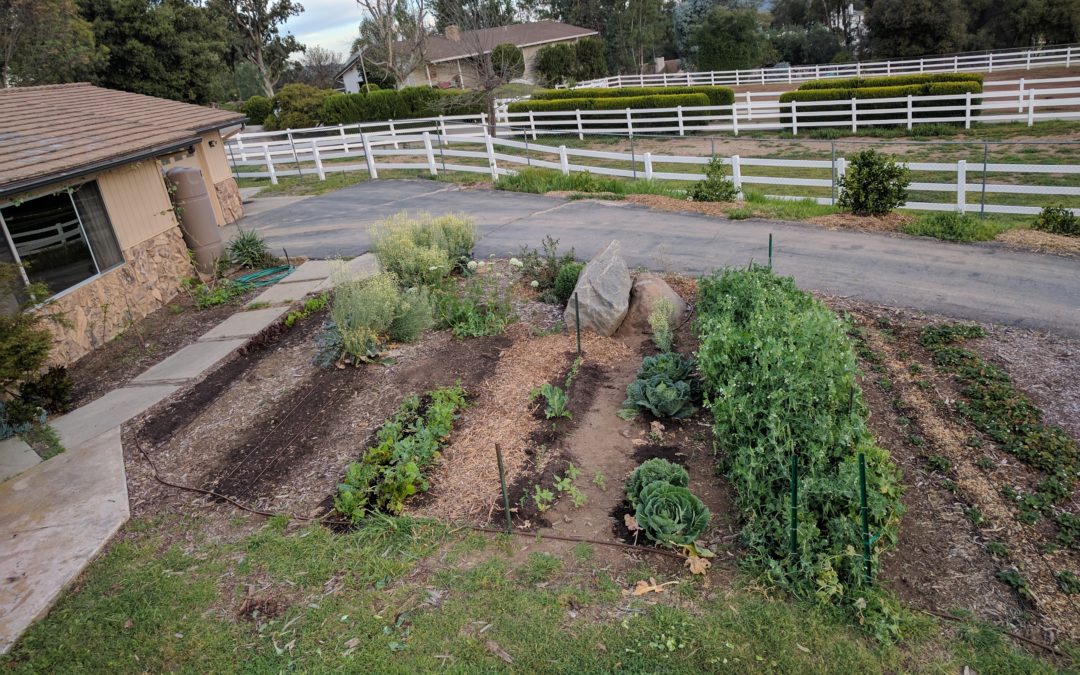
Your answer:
467;526;688;560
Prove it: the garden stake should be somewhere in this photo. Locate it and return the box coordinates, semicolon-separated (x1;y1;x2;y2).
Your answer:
789;453;798;555
282;248;292;269
859;452;872;583
830;141;837;204
496;444;512;534
574;292;581;356
768;233;773;270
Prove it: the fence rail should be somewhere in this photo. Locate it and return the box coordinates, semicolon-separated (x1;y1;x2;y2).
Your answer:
226;129;1080;218
570;43;1080;89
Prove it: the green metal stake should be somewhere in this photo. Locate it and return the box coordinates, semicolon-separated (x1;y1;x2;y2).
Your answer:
768;233;773;270
859;452;872;584
496;444;512;534
574;292;581;356
790;453;798;556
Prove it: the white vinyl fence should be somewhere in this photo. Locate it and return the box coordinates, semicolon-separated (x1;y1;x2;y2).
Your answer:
227;129;1080;217
571;43;1080;89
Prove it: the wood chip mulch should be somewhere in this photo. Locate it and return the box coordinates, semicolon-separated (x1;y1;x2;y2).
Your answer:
996;229;1080;256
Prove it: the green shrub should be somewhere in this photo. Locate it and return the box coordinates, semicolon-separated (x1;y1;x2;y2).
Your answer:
535;43;577;86
574;37;607;80
648;297;674;352
0;263;54;393
837;149;910;216
797;72;984;90
695;266;904;623
335;384;466;521
1032;205;1079;236
318;87;482;125
902;213;1006;242
435;274;515;338
622;352;700;420
625;457;689;508
369;212;476;286
242;95;272;124
491;43;525;80
326;271;432;364
227;229;275;268
634;481;711;547
553;261;583;304
689;156;739;202
531;85;735;106
272;83;336;129
0;399;46;440
507;92;710;114
19;366;74;414
388;287;435;342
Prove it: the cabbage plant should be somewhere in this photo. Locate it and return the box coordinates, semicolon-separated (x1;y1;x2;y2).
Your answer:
625;457;689;507
634;481;711;547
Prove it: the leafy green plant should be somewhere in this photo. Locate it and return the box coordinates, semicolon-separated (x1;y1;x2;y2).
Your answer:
927;455;951;472
634;481;711;547
986;541;1008;558
226;229;275;269
184;277;250;309
688;156;739;202
837;149;910;216
625;458;689;508
622;352;699;420
435;273;515;338
1032;205;1079;236
335;384;466;522
553;261;583;305
695;265;904;626
533;485;555;512
592;472;607;491
1057;570;1080;594
648;297;675;353
996;568;1034;601
531;383;571;420
284;293;329;327
1056;512;1079;549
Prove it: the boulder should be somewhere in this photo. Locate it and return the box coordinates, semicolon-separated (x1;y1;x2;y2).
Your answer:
563;240;632;337
617;273;687;336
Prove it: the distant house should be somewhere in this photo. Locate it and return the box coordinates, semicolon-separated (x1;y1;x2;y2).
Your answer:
0;83;245;364
338;21;599;91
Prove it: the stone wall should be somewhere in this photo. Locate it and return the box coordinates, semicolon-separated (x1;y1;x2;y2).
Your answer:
45;227;193;365
214;177;244;224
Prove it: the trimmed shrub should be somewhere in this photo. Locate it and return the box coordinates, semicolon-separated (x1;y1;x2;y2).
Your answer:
531;85;735;106
575;37;607;80
553;261;583;304
837;149;910;216
1032;206;1079;236
695;266;904;628
319;87;482;125
272;83;336;129
509;92;710;113
535;43;577;86
242;95;272;124
797;72;984;91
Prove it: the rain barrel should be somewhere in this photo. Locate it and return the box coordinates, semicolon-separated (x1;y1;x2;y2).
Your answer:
165;167;225;274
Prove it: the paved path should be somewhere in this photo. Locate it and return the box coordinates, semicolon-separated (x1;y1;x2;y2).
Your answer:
0;256;377;654
228;180;1080;338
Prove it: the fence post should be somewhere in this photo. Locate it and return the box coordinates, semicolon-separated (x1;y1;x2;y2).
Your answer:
735;70;740;86
237;135;246;161
485;132;498;180
815;64;820;79
575;109;584;141
956;159;966;213
677;106;685;136
787;66;792;84
856;61;861;76
558;145;569;175
710;71;716;86
988;52;994;73
438;114;446;137
625;108;633;137
954;55;959;71
264;147;278;185
1027;89;1036;126
906;94;913;130
338;125;350;153
528;110;537;140
760;68;765;85
851;97;858;133
919;58;924;73
388;119;398;149
361;133;378;179
791;100;798;136
1026;49;1032;70
745;91;753;121
1068;46;1073;69
837;156;847;187
1018;77;1025;113
312;141;325;181
644;152;653;180
422;132;438;176
965;91;972;129
731;102;739;136
730;154;743;198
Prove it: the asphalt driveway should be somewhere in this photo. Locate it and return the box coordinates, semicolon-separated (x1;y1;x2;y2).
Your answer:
229;180;1080;337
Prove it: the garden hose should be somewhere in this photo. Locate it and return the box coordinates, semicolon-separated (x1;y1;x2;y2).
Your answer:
235;265;294;287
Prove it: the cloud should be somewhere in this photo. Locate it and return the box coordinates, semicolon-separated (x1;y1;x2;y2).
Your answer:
282;0;365;56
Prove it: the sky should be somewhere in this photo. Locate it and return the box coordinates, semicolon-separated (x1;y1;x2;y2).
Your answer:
282;0;366;59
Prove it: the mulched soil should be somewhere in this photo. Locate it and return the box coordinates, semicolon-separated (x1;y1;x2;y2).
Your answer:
67;287;258;408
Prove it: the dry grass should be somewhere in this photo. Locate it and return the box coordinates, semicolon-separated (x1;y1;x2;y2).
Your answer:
809;212;915;232
996;229;1080;256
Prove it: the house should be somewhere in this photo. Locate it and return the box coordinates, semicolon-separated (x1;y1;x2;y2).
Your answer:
338;21;599;91
0;83;246;364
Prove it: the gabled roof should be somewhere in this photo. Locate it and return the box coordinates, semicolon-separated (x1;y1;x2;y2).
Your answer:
0;83;245;199
339;21;598;76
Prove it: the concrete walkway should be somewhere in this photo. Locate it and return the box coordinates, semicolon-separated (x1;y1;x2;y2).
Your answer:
228;180;1080;338
0;255;377;654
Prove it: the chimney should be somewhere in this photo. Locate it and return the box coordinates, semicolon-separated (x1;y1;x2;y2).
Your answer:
446;24;460;41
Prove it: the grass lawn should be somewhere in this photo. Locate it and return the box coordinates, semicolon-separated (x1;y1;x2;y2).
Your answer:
1;513;1067;673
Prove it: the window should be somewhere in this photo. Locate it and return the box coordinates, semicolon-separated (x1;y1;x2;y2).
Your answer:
0;181;123;299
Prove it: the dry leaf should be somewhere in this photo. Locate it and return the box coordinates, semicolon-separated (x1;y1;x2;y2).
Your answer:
685;555;711;575
624;514;640;532
629;578;679;596
796;643;811;654
486;640;514;664
122;618;134;630
344;637;360;649
649;420;666;438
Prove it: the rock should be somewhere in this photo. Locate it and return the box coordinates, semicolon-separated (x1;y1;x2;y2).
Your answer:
564;240;632;337
617;272;687;337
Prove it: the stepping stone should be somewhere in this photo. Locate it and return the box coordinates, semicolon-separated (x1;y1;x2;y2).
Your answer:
199;307;289;341
0;437;38;484
246;279;324;307
49;385;179;450
282;259;335;283
317;253;381;290
132;339;247;385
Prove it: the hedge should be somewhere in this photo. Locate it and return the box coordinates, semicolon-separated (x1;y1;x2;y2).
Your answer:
695;266;904;633
508;92;711;113
797;72;984;91
778;81;983;126
531;85;735;106
319;87;483;125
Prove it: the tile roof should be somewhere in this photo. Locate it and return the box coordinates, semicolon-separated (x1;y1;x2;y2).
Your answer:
426;21;598;63
0;83;245;198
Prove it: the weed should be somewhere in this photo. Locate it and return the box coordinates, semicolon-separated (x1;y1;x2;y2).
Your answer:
941;479;957;493
184;277;250;309
531;383;571;420
1055;512;1080;549
245;301;271;311
532;485;555;512
902;213;1008;242
1056;570;1080;594
284;293;328;327
976;457;994;470
495;168;680;199
986;541;1008;558
20;423;65;460
877;377;893;391
648;298;675;353
592;472;607;491
726;206;755;219
927;455;951;472
966;507;985;527
226;229;275;268
996;568;1034;601
520;552;562;583
435;274;515;338
517;236;578;304
907;363;922;375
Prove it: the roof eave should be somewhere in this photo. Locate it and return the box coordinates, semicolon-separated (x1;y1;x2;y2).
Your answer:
0;135;203;201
